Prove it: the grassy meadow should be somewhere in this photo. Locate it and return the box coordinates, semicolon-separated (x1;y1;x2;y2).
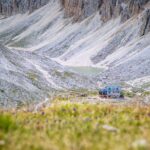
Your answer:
0;99;150;150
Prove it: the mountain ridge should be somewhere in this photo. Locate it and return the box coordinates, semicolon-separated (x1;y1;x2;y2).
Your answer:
0;0;49;16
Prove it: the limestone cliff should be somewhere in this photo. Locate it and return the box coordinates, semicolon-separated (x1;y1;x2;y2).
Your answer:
61;0;150;35
0;0;49;16
1;0;149;34
61;0;149;22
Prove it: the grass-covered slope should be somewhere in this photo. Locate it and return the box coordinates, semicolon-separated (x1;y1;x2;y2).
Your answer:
0;100;150;150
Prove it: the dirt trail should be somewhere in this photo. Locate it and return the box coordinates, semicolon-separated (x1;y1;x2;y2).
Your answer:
68;95;150;106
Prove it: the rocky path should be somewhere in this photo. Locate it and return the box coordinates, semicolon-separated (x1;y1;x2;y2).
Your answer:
60;93;150;106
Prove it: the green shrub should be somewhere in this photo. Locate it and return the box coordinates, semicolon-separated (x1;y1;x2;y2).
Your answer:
123;91;136;98
27;72;38;81
0;115;17;132
142;91;150;96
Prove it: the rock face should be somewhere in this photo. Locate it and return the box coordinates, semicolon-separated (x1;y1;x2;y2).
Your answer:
60;0;101;21
0;0;49;16
61;0;149;22
140;9;150;36
1;0;149;35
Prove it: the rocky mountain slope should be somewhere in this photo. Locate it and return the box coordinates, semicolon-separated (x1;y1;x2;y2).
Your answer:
0;0;150;107
0;44;94;108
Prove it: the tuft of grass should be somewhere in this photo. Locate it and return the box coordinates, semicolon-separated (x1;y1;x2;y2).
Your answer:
123;91;136;98
27;72;38;81
142;91;150;97
0;114;17;133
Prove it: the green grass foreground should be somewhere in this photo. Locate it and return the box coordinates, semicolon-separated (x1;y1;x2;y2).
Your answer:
0;102;150;150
